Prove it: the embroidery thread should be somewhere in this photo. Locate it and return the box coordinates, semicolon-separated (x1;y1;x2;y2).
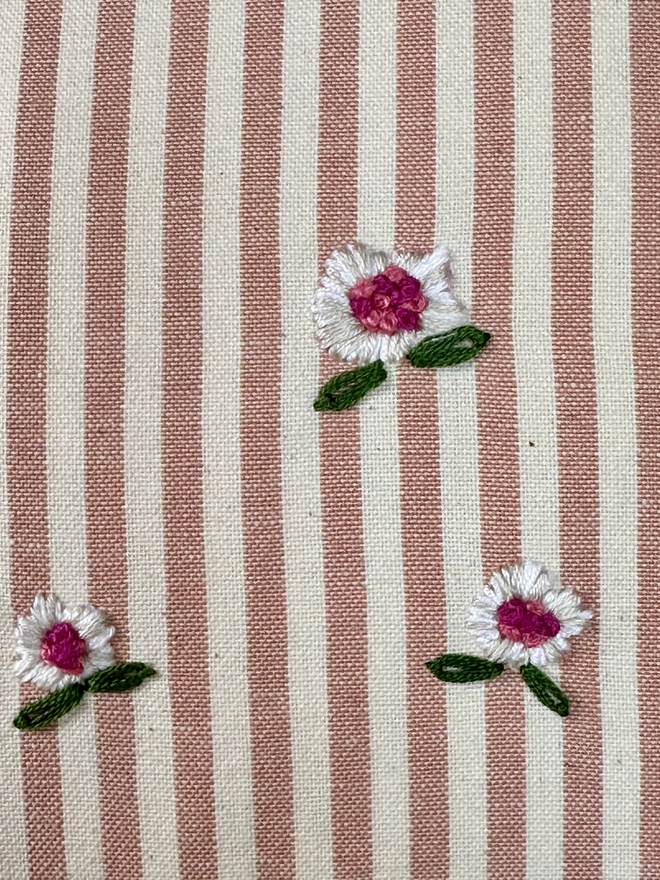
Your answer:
313;359;387;411
427;560;592;716
312;243;490;410
13;594;155;730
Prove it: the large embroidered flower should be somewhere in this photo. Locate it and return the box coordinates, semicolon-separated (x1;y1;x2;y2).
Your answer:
313;242;470;366
466;560;592;669
14;594;115;692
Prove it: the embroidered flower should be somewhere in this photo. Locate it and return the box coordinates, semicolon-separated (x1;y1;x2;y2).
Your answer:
12;594;156;731
14;594;114;692
466;560;592;669
427;561;592;716
314;243;468;365
312;243;491;411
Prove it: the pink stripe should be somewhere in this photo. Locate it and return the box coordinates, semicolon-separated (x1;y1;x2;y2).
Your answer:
317;1;373;876
395;0;436;253
239;2;296;876
85;4;143;878
630;6;660;875
550;6;603;877
162;2;218;875
7;3;67;878
472;4;526;878
395;1;449;877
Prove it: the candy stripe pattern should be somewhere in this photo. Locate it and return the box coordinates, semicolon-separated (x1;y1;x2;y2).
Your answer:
0;2;654;879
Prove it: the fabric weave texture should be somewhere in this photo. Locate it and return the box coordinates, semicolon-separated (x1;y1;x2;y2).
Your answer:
0;1;657;879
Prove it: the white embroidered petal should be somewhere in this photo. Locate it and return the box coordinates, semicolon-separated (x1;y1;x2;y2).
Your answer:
357;244;388;277
469;630;489;648
418;300;468;336
15;618;44;649
31;663;65;692
477;590;500;610
13;655;40;677
506;641;526;665
478;635;502;652
341;243;386;286
86;631;115;651
406;246;451;284
507;564;524;594
467;607;498;627
542;641;563;664
499;639;518;664
552;633;571;652
75;606;113;641
488;572;514;603
486;584;506;607
559;617;590;637
497;643;520;666
29;594;57;630
518;560;546;600
390;250;418;274
95;645;114;663
544;589;581;617
325;244;369;287
82;649;114;677
73;604;102;625
478;636;503;661
528;646;549;667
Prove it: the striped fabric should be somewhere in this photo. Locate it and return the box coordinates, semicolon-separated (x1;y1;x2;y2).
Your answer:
0;1;657;878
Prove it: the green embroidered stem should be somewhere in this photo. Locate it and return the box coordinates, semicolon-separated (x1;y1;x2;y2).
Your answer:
87;662;156;693
407;325;491;369
520;664;569;717
426;653;504;683
13;682;86;731
314;359;387;411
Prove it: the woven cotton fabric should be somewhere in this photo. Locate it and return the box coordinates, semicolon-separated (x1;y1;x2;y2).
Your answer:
0;1;657;878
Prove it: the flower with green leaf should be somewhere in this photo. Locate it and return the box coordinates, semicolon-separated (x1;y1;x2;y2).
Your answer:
312;242;490;411
427;561;592;716
13;594;155;730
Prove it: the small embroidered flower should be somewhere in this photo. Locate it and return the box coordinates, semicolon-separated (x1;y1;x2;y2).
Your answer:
466;560;592;669
14;594;114;691
313;243;491;410
427;561;592;716
13;594;156;731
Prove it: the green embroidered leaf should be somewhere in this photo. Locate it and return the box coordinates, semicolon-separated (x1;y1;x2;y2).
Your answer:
87;662;157;694
426;653;504;683
408;325;491;369
13;683;86;731
313;360;387;411
520;664;569;717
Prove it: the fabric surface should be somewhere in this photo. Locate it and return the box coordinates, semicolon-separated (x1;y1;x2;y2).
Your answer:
0;0;657;878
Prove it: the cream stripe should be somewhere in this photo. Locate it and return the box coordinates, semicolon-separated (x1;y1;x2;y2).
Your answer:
435;4;488;879
125;1;180;877
511;3;563;878
48;1;94;602
203;1;257;876
0;2;28;877
47;4;106;878
436;376;485;880
280;0;334;877
591;4;640;877
358;0;410;876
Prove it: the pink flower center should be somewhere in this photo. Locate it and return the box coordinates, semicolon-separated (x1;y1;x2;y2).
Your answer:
348;265;429;335
40;621;87;675
497;597;560;648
